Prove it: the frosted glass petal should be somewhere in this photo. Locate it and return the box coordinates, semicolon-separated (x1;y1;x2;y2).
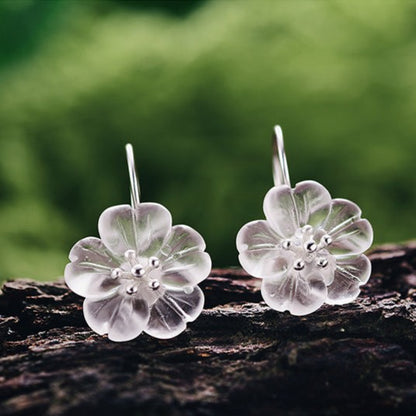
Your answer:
236;220;281;253
323;198;361;235
64;237;120;298
239;249;293;279
263;185;298;238
158;225;211;288
98;203;172;257
84;294;150;342
313;252;337;286
326;255;371;305
159;224;206;257
161;252;211;288
237;220;288;278
328;219;373;257
145;286;204;339
261;271;327;316
293;180;332;228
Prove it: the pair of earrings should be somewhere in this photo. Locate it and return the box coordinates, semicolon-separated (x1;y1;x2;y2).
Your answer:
64;126;373;342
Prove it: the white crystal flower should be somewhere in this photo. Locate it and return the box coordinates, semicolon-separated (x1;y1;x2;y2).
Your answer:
237;179;373;316
65;202;211;341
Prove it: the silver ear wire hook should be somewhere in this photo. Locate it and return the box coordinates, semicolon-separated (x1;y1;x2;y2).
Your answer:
125;143;140;210
272;125;291;187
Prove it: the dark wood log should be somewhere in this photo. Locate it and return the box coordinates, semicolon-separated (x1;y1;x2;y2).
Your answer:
1;243;416;416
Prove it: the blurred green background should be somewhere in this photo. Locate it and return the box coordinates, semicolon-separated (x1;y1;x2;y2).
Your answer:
0;0;415;282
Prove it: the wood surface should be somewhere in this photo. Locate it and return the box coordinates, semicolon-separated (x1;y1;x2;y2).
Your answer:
1;243;416;416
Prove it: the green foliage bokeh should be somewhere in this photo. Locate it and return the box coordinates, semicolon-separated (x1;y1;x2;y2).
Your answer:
0;0;415;282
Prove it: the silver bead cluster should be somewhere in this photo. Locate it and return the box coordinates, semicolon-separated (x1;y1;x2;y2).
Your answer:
282;226;333;272
109;250;163;295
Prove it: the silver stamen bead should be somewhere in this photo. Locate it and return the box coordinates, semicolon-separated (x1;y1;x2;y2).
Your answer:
131;264;145;277
317;258;329;268
124;249;136;261
322;235;332;246
282;240;291;250
126;285;138;295
294;259;305;271
149;256;160;268
302;225;313;234
149;280;160;290
305;241;317;253
111;268;122;279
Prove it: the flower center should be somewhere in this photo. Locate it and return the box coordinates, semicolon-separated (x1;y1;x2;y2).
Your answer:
281;224;333;272
110;249;163;299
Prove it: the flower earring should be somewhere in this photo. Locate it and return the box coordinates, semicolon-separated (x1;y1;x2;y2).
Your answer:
236;126;373;316
65;144;212;341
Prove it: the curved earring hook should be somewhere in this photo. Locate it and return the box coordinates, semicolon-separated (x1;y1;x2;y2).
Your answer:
272;125;291;187
125;143;140;210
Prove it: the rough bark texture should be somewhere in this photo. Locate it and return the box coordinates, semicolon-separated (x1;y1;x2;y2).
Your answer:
1;243;416;416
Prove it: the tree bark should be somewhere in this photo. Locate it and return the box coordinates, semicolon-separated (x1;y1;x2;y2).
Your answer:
1;243;416;416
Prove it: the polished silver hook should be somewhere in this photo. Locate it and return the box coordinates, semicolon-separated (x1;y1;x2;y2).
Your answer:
125;143;140;209
272;125;291;187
